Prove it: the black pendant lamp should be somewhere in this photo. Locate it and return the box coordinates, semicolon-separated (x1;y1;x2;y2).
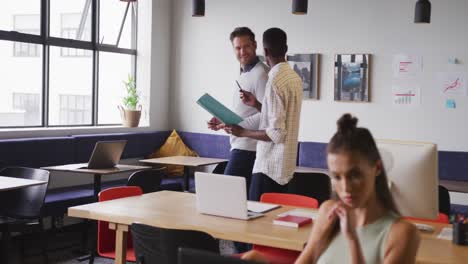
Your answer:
192;0;205;17
292;0;308;15
414;0;431;23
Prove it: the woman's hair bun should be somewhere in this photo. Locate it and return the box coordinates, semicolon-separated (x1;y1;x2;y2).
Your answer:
337;113;358;134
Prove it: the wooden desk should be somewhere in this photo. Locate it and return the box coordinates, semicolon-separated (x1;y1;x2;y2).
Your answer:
0;175;47;191
42;164;150;199
440;180;468;193
68;191;468;264
140;156;228;190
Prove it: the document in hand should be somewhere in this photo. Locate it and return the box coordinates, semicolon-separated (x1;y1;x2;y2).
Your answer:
197;93;243;125
273;215;312;228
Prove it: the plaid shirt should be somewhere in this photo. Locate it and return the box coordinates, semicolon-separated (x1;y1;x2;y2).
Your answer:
250;62;302;185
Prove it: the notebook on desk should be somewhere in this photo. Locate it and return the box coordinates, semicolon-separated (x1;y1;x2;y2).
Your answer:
195;172;263;220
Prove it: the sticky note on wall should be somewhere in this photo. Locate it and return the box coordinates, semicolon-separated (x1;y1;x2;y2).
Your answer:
445;99;456;109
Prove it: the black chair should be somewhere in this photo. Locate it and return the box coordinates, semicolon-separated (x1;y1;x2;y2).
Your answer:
288;172;331;205
438;185;451;216
0;167;50;264
131;223;219;264
212;161;228;174
127;168;165;193
178;248;257;264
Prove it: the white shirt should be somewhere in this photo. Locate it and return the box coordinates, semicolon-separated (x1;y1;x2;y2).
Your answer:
247;62;303;185
230;61;269;152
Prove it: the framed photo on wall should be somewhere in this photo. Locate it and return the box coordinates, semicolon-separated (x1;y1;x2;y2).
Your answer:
287;54;319;100
334;54;370;102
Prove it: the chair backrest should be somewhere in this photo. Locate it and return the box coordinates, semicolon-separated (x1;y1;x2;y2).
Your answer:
127;168;165;194
97;186;143;255
288;172;331;205
0;167;49;219
438;185;451;216
405;212;450;224
178;248;256;264
131;223;219;264
260;193;319;209
212;161;228;174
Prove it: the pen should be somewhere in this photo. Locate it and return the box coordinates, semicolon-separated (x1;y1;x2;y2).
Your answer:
235;80;244;92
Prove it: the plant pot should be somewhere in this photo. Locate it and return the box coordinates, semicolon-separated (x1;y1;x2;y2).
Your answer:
118;105;141;127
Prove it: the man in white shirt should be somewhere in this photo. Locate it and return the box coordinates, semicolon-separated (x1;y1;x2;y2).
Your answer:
225;28;302;201
208;27;268;191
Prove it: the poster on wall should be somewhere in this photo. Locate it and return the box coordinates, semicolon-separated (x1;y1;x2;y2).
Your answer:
436;72;468;96
334;54;370;102
392;54;423;79
287;54;319;100
392;83;421;107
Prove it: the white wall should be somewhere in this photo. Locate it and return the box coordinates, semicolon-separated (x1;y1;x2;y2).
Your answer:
170;0;468;152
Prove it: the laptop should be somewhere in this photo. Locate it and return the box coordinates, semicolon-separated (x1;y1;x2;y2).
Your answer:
66;140;127;170
195;172;263;220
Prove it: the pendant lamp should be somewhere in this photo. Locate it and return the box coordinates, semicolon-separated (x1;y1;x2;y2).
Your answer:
192;0;205;17
414;0;431;23
292;0;308;15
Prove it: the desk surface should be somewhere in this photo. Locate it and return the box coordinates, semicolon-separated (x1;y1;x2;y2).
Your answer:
440;180;468;193
42;164;150;175
295;166;329;175
140;156;227;167
68;191;468;263
0;176;47;191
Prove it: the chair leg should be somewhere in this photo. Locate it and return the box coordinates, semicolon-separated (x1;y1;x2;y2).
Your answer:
39;218;49;264
1;228;10;264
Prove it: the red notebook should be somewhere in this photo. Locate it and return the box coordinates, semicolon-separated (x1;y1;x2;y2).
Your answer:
273;215;312;228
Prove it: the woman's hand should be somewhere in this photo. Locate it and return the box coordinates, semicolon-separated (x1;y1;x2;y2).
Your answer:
328;202;357;240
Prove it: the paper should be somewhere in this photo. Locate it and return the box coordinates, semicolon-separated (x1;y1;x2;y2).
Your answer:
436;72;468;96
392;83;421;106
393;54;423;78
247;201;281;213
437;227;453;240
196;93;243;125
277;209;319;220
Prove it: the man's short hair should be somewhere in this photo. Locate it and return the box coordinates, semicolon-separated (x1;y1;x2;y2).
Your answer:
230;27;256;43
263;28;287;58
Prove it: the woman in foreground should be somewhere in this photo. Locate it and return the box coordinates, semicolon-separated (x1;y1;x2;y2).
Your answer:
244;114;420;264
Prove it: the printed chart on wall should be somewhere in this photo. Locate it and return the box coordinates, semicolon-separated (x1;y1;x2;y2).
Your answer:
436;72;468;96
392;54;423;79
392;83;421;107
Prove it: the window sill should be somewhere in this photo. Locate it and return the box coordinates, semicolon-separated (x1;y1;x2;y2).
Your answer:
0;124;152;139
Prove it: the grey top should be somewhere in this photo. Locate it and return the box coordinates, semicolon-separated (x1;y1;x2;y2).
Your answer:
317;212;399;264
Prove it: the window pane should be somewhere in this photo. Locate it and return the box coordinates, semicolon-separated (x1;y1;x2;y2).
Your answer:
49;47;92;126
98;52;134;124
1;1;40;33
0;40;42;127
100;1;136;49
50;0;92;41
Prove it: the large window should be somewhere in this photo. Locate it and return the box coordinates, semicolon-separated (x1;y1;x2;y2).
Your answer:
0;0;137;128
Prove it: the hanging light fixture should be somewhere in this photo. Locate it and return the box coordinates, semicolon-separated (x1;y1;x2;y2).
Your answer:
414;0;431;23
292;0;308;15
192;0;205;17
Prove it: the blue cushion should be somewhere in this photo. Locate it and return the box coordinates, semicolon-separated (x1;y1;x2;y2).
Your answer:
0;136;75;168
297;142;328;169
439;151;468;181
178;132;230;159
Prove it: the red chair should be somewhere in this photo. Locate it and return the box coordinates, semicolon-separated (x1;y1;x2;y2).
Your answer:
405;213;450;224
242;193;319;264
95;186;143;262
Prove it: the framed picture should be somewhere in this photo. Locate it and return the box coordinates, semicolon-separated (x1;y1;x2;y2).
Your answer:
287;54;319;100
334;54;370;102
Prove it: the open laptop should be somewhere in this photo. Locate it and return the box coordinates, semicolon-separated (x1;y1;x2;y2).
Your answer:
66;140;127;170
195;172;263;220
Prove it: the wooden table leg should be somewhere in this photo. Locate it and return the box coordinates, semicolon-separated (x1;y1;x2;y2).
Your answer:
109;223;128;264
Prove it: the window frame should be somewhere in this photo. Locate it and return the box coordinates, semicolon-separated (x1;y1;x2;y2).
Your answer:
0;0;137;128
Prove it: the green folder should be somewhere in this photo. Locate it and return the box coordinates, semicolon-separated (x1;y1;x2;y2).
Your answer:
197;93;243;125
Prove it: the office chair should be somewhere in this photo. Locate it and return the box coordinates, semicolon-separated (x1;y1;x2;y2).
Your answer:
131;223;219;264
438;185;451;217
0;167;50;264
287;171;331;205
178;248;257;264
212;161;228;174
127;168;164;193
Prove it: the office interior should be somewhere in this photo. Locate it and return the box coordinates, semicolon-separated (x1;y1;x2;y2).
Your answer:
1;0;468;263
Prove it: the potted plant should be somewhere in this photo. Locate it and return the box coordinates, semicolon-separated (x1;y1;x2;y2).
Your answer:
118;75;141;127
